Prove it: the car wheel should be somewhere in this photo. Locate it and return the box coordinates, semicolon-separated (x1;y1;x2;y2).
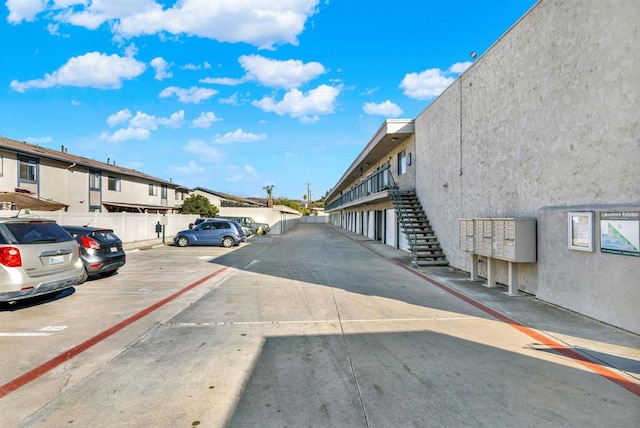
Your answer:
78;267;89;284
221;236;234;248
176;236;189;247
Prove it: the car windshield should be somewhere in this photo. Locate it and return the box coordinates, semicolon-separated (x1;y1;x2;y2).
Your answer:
89;230;120;243
5;222;73;244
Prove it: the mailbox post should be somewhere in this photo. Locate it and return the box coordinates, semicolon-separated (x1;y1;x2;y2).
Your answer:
160;215;168;243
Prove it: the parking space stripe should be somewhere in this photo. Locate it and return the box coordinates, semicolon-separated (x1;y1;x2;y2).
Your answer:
0;267;228;399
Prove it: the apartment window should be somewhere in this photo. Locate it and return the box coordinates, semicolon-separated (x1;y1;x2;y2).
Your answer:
19;158;37;182
88;170;101;190
161;185;168;199
175;191;184;201
108;176;121;191
397;150;407;175
149;184;158;196
0;154;3;176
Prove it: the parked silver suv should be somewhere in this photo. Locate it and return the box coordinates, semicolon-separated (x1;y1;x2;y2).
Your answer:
0;217;85;302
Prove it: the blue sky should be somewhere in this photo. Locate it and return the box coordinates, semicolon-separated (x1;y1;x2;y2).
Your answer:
0;0;537;201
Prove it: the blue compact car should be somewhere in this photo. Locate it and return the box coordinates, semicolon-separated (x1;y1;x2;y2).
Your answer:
174;219;245;248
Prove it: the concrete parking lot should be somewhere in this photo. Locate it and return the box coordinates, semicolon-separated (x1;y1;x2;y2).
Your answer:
1;223;639;427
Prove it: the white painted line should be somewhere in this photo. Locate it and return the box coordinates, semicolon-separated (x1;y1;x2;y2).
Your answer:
40;326;67;332
165;317;477;327
243;260;258;268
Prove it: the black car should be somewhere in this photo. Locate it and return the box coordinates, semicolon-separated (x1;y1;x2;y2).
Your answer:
63;226;126;277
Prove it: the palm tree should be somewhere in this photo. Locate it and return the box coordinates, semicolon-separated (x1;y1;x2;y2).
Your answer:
263;185;274;207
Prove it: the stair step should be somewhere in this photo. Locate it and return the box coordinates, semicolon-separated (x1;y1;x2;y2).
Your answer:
392;189;447;266
412;242;440;247
416;249;444;259
415;260;449;267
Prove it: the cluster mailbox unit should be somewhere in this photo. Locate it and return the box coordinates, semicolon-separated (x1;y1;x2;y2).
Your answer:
459;217;537;296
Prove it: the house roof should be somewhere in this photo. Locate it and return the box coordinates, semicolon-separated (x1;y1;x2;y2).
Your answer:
0;191;67;211
0;135;188;189
192;187;265;207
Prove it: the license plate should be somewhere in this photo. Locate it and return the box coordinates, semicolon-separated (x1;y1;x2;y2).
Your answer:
49;255;64;265
110;247;118;253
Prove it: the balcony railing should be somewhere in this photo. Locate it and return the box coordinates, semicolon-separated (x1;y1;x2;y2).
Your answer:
326;167;395;211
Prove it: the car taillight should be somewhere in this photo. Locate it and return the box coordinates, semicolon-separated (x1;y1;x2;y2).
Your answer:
0;247;22;267
81;235;101;250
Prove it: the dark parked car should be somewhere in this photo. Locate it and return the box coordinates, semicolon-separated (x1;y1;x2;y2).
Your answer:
63;226;126;277
223;216;270;235
174;219;245;247
0;217;85;302
193;216;270;235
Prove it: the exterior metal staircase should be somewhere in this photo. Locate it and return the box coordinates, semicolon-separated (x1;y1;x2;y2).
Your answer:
389;187;448;267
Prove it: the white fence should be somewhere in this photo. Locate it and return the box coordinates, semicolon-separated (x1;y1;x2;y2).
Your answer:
2;210;193;245
2;206;303;246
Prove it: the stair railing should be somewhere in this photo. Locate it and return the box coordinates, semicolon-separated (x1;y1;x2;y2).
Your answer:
386;170;420;266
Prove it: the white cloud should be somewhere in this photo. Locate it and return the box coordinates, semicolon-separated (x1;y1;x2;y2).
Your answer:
11;0;320;49
107;109;133;127
10;52;146;92
101;109;184;142
399;62;471;100
214;129;266;144
100;127;151;143
192;112;222;129
219;93;240;105
47;23;60;35
183;62;211;70
6;0;46;23
450;61;473;74
201;55;325;90
361;87;378;96
168;160;206;176
199;76;249;86
253;84;341;122
363;100;403;117
24;136;53;144
159;86;217;104
183;140;224;163
150;57;173;80
239;55;325;89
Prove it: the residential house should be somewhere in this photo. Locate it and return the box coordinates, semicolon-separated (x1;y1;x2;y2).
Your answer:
0;136;188;213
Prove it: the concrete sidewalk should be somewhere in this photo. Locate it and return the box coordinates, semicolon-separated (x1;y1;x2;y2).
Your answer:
342;227;640;382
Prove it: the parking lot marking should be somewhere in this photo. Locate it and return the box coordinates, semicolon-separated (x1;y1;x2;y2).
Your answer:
40;326;68;332
0;267;228;399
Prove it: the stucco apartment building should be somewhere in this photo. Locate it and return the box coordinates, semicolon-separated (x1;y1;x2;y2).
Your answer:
326;0;639;334
0;136;189;213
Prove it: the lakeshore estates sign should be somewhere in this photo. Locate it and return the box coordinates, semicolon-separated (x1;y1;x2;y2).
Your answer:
600;211;640;257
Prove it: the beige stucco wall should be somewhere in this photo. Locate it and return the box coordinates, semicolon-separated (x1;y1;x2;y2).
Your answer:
414;0;640;332
0;151;19;193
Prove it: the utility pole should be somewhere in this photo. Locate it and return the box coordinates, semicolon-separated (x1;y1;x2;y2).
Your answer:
306;182;311;208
